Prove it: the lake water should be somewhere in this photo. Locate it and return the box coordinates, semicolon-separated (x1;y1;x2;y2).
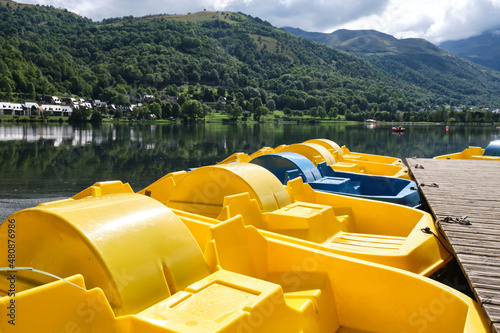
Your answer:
1;121;499;200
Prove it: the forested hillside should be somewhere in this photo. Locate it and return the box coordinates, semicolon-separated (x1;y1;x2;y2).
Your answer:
0;0;498;121
285;27;500;108
440;28;500;72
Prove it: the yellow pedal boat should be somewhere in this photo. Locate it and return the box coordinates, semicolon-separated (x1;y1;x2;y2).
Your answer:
138;162;450;276
304;138;406;167
221;139;411;179
434;140;500;160
0;193;490;332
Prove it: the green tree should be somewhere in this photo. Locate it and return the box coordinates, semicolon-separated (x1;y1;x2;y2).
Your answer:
253;106;269;121
318;106;326;119
217;87;226;97
114;108;123;120
465;110;473;123
181;100;203;120
161;102;172;119
350;104;360;113
172;103;181;118
177;94;187;106
328;107;338;119
484;110;494;123
90;110;103;123
226;104;242;121
266;99;276;111
69;108;87;122
148;102;161;119
252;97;263;110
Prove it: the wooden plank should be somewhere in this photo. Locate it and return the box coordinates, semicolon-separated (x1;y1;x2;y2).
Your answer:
408;158;500;332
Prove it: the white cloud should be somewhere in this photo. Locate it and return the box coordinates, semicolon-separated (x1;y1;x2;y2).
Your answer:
18;0;500;43
333;0;500;43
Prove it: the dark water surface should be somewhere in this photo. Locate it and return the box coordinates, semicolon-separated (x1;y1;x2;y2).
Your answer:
1;122;499;199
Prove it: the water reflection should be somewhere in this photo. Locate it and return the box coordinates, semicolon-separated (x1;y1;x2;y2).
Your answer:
0;122;498;197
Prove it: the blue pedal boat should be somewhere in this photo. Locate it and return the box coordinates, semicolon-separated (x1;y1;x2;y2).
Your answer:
250;152;422;208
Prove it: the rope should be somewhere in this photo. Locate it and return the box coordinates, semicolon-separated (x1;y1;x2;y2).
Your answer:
421;227;455;259
0;267;86;291
440;215;471;225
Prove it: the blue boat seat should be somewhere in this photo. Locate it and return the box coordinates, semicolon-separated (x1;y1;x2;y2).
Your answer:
251;152;421;208
310;177;360;194
483;140;500;156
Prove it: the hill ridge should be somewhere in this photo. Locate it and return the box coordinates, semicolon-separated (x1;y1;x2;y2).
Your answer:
284;27;500;106
0;0;499;116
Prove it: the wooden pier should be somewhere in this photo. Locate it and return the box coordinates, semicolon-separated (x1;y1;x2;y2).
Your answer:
408;158;500;333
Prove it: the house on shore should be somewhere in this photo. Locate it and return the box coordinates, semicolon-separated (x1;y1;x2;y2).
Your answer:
41;104;62;116
0;102;23;115
218;96;227;105
23;102;40;115
61;106;73;116
40;105;73;116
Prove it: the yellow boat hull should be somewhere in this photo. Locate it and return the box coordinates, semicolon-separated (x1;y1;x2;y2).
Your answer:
235;139;411;179
434;146;500;160
139;162;450;276
435;141;500;160
0;193;490;332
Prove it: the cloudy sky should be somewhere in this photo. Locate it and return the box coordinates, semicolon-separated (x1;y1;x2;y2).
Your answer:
19;0;500;44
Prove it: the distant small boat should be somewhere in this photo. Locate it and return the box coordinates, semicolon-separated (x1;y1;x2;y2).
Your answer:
392;126;405;133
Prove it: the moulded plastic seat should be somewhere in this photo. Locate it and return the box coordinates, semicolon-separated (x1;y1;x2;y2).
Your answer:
0;196;327;333
305;138;404;166
0;192;210;316
483;140;500;157
166;162;293;218
151;163;450;276
304;138;344;158
275;142;411;179
250;152;420;208
276;142;337;166
315;162;420;207
249;152;323;184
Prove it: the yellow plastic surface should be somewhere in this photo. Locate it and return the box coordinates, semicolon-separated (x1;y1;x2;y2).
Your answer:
213;139;409;178
73;180;134;199
216;152;251;165
166;163;293;217
137;170;187;203
275;142;410;179
249;147;277;159
276;142;337;165
0;194;490;332
434;146;500;160
305;138;404;166
305;138;344;156
341;145;406;166
160;163;450;276
0;193;210;316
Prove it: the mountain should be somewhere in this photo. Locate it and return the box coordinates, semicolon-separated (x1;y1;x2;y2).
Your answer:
440;28;500;72
0;0;442;117
284;28;447;56
284;27;500;106
0;0;500;120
